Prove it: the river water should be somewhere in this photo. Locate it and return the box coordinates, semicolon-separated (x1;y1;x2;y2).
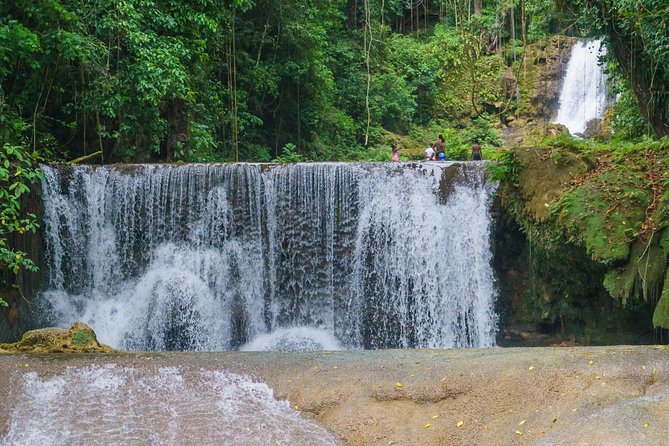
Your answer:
1;362;339;446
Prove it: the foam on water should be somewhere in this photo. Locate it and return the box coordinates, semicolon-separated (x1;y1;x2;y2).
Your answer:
38;162;498;350
240;326;342;351
1;366;338;446
554;38;610;135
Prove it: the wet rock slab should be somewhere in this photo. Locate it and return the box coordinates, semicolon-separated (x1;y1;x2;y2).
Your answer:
1;346;668;445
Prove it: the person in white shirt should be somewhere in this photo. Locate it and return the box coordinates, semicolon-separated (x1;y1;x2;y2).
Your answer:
425;144;435;160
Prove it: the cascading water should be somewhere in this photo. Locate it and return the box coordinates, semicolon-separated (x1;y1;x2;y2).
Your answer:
2;365;338;446
554;38;610;135
37;162;498;351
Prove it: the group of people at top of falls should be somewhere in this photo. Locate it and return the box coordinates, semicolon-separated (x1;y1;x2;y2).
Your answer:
390;135;483;162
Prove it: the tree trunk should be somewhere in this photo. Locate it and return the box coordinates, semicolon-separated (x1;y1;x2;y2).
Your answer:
606;28;669;137
509;0;516;62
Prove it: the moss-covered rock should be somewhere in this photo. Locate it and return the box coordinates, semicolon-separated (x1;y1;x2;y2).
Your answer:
0;322;113;353
603;240;667;304
554;169;651;263
654;270;669;328
507;146;590;222
495;141;669;338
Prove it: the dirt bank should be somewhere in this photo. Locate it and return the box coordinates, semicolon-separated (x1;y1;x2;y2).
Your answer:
1;346;668;445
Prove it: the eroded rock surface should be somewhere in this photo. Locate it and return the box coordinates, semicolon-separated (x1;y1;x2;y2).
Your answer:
0;322;113;353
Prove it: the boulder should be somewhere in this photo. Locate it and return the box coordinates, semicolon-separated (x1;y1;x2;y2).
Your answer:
0;322;114;353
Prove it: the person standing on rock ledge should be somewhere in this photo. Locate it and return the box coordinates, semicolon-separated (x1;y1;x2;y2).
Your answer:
471;143;483;161
391;143;400;162
434;135;446;161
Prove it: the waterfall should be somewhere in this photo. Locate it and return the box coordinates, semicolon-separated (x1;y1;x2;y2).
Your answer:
554;38;609;135
38;162;498;351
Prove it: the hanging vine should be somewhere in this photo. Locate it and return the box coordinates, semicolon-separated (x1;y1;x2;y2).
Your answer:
363;0;373;146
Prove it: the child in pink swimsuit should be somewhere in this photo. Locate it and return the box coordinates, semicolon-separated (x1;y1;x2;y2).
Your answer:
391;144;399;162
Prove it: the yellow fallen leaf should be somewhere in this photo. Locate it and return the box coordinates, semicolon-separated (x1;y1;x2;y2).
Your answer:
596;376;601;380
643;423;649;428
528;366;535;371
395;382;403;388
24;364;29;367
571;408;578;412
431;415;439;419
424;423;432;429
294;405;299;410
588;360;593;365
409;373;415;377
518;420;526;426
457;421;464;428
515;431;523;436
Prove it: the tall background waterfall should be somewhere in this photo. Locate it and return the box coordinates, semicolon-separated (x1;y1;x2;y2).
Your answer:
37;162;497;351
554;38;610;135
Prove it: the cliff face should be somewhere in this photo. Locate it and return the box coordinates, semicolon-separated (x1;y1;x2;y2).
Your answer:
501;36;578;147
520;36;578;121
494;142;669;344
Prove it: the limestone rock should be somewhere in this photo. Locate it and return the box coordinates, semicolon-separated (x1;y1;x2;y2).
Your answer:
0;322;114;353
583;118;612;139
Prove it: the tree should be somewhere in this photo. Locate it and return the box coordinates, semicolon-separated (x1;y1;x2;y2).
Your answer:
0;142;42;306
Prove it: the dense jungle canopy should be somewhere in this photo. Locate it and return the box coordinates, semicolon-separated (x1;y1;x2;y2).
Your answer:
1;0;667;166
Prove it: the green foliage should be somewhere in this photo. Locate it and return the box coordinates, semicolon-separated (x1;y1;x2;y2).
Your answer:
0;0;665;165
440;129;467;160
273;144;306;163
0;143;43;306
462;113;503;147
608;88;650;140
526;0;558;41
487;150;522;183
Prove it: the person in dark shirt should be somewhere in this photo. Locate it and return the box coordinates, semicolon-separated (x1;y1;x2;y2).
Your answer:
434;135;446;161
471;143;482;161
